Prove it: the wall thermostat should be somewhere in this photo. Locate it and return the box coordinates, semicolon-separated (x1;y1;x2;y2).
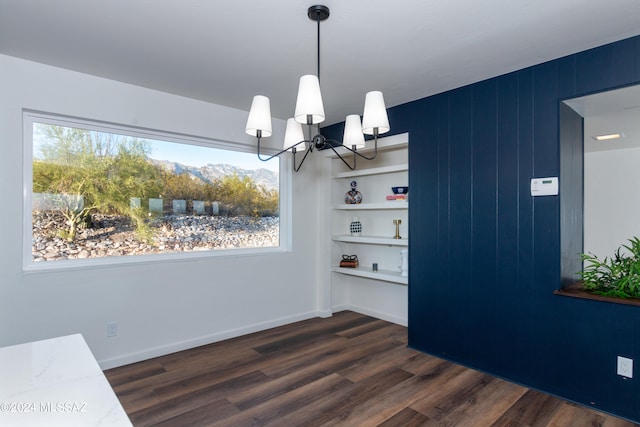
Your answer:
530;177;558;196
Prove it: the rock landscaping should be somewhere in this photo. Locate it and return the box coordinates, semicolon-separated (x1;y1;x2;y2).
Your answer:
31;211;279;262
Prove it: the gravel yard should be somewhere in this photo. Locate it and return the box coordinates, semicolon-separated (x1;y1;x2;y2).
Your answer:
31;212;279;261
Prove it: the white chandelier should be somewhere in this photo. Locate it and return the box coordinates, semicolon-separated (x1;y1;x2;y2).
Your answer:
245;5;390;172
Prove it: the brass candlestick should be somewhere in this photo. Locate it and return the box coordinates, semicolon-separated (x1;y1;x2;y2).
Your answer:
393;219;402;239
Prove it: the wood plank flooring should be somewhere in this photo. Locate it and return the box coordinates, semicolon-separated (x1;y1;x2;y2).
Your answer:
105;311;639;426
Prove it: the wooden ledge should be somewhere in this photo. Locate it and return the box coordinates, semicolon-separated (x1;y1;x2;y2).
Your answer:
554;282;640;307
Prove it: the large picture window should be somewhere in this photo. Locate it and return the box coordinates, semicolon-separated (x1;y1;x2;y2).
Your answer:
24;112;285;269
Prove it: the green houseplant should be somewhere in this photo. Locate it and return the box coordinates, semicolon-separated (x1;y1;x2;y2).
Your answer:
579;237;640;299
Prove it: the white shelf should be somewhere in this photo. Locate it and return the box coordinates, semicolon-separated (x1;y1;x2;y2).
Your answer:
332;235;408;246
329;132;408;293
332;266;408;285
333;163;408;179
334;202;408;210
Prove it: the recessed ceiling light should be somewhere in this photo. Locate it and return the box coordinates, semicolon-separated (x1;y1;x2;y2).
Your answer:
592;133;625;141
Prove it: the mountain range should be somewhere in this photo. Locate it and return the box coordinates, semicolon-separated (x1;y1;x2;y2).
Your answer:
152;160;279;191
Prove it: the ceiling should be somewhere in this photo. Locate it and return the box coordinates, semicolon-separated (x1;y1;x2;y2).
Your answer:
565;84;640;153
1;0;640;126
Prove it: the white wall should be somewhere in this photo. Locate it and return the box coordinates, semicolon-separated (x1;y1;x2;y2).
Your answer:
585;146;640;258
332;275;408;326
0;54;329;368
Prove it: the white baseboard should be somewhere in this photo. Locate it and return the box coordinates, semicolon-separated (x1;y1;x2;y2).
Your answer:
331;304;350;313
332;304;407;327
98;310;322;370
316;308;334;318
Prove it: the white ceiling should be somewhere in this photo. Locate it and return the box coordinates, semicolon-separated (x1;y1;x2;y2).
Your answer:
1;0;640;126
565;84;640;153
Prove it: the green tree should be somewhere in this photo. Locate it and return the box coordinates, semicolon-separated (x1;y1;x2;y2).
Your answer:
33;161;96;240
215;174;278;216
158;171;277;217
33;124;163;241
160;170;209;203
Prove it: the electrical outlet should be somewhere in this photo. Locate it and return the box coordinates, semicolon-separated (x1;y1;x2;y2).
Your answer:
106;321;118;338
617;356;633;378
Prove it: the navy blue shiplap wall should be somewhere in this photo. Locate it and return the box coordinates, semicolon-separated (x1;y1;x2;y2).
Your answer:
324;35;640;422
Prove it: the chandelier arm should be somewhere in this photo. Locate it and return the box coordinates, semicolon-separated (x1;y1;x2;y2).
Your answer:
326;144;356;170
292;144;314;172
341;130;380;161
351;141;378;160
323;132;379;161
256;135;280;162
257;136;310;162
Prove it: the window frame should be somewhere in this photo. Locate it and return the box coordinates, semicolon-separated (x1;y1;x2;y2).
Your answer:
23;110;291;272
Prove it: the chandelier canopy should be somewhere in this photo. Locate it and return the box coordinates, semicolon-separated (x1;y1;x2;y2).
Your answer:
245;5;390;171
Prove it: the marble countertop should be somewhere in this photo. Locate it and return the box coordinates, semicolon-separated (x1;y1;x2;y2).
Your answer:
0;334;132;426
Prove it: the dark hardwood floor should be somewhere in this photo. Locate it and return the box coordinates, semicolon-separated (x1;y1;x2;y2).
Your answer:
105;311;638;426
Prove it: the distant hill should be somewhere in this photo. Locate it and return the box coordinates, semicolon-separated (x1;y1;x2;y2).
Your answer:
151;160;279;191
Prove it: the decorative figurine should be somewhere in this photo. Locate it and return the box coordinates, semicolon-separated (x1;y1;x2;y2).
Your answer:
350;217;362;237
344;180;363;204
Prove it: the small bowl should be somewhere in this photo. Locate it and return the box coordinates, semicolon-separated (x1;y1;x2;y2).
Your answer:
392;186;409;194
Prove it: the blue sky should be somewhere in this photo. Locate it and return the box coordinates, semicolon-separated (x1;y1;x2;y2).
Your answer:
147;139;280;172
32;122;280;173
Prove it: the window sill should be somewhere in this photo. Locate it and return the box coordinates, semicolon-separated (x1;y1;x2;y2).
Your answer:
23;245;289;274
554;282;640;307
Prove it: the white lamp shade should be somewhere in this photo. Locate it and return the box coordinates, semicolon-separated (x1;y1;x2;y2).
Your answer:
343;115;366;149
362;91;390;135
283;118;306;151
245;95;272;137
294;75;325;125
